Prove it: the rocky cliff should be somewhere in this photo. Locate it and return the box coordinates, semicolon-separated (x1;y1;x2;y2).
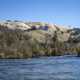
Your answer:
0;20;80;58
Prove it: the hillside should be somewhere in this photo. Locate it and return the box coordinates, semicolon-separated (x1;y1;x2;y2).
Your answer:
0;20;80;58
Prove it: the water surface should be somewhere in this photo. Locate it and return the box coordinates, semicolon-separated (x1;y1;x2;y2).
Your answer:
0;56;80;80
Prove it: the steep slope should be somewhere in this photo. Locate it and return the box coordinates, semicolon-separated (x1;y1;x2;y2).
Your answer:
0;20;80;58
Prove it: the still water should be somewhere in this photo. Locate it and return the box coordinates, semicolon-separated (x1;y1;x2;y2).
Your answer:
0;56;80;80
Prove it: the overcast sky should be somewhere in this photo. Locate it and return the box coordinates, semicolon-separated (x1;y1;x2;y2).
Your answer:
0;0;80;27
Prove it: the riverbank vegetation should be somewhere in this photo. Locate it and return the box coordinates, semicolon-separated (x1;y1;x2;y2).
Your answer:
0;21;80;58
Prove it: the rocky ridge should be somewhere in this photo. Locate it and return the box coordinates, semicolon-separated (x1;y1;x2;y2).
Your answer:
0;20;80;58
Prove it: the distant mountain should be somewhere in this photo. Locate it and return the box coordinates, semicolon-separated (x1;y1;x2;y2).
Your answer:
0;20;80;58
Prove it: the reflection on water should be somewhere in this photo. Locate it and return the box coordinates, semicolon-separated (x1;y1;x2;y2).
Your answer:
0;56;80;80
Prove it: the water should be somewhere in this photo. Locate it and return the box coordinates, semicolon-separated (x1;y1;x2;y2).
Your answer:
0;56;80;80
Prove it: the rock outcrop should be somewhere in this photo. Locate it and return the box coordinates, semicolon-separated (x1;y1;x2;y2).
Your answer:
0;20;80;58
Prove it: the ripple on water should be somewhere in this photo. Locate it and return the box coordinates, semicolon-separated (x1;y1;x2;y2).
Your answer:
0;56;80;80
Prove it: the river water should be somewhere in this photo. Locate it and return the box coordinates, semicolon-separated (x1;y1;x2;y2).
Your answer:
0;56;80;80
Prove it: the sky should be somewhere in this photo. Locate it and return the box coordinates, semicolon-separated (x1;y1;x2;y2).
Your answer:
0;0;80;27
